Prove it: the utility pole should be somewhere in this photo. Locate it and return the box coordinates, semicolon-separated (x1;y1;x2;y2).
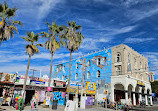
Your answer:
80;58;87;109
30;69;38;78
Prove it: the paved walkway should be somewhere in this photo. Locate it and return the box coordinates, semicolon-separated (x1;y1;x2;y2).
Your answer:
0;105;114;111
1;105;158;111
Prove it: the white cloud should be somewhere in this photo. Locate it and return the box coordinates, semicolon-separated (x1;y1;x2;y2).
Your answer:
143;52;158;75
12;0;62;21
80;37;111;50
0;51;83;63
124;37;155;43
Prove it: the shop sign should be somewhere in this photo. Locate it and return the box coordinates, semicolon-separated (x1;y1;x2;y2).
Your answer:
30;80;45;85
54;80;66;87
86;82;96;91
137;80;145;87
86;90;96;95
0;73;16;83
47;87;52;91
67;86;85;94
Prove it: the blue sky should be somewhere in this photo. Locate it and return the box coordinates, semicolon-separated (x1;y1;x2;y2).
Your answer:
0;0;158;79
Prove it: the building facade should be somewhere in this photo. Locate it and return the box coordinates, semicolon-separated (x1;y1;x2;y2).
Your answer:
54;44;152;106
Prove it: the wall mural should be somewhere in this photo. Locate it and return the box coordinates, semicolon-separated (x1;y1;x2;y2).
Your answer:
54;48;112;86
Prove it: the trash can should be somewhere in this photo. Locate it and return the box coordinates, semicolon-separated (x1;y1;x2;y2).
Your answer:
52;100;58;110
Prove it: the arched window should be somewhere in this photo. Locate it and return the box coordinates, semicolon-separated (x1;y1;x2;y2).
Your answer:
63;66;65;72
116;53;121;62
98;58;101;65
140;61;142;69
134;57;137;67
76;63;79;69
88;60;91;67
128;63;131;72
57;67;59;72
75;73;78;79
62;75;64;80
128;53;130;63
116;66;121;75
87;71;90;79
97;70;100;77
145;63;147;70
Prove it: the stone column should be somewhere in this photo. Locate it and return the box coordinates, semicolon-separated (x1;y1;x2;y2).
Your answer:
111;86;115;102
133;93;136;106
150;95;153;106
125;91;128;104
139;93;142;103
145;94;148;106
139;87;142;104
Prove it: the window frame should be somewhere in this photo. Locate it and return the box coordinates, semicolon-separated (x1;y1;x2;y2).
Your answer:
87;71;90;79
97;70;100;77
75;73;78;80
116;52;121;62
116;66;121;76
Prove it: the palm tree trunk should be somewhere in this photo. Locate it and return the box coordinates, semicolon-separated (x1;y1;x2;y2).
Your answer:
48;53;54;87
22;55;31;108
67;51;72;100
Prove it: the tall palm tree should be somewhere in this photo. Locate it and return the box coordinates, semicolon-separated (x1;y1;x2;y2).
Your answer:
0;1;23;44
61;21;84;100
21;32;42;107
40;21;63;87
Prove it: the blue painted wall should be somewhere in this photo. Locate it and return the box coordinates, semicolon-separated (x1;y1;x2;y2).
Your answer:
54;48;112;85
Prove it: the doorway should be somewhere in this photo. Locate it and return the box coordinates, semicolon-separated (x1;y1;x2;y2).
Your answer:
25;90;35;105
0;88;3;97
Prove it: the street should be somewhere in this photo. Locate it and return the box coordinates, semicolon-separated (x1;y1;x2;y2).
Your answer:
1;105;158;111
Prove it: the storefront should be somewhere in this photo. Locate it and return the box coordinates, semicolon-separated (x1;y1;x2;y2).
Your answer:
111;75;153;106
0;73;16;105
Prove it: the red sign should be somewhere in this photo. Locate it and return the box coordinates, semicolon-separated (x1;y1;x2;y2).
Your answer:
47;87;52;91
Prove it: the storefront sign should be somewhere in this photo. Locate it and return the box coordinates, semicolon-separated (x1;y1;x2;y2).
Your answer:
137;80;145;87
86;90;96;95
86;82;96;90
47;87;52;91
30;80;45;85
54;80;66;87
86;82;96;95
0;73;16;83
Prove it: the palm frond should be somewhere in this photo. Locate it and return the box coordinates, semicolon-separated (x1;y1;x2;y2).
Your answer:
40;31;49;38
36;43;44;47
4;1;8;10
9;25;18;33
0;4;3;12
13;21;23;26
6;8;17;17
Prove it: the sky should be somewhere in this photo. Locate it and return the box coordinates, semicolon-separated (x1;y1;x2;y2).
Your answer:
0;0;158;79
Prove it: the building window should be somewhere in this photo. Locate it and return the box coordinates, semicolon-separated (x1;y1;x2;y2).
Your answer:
97;70;100;77
116;53;121;62
76;63;79;69
140;61;142;69
98;58;101;65
128;53;130;63
57;67;59;72
128;63;131;72
63;66;65;72
116;66;121;75
75;73;78;79
87;71;90;79
88;60;91;67
134;57;137;67
145;63;147;70
62;75;64;80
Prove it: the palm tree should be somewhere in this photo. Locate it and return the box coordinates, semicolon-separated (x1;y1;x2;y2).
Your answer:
61;21;84;100
40;21;63;87
21;32;42;108
0;1;23;44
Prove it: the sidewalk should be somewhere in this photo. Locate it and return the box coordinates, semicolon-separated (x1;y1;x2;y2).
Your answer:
0;105;119;111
